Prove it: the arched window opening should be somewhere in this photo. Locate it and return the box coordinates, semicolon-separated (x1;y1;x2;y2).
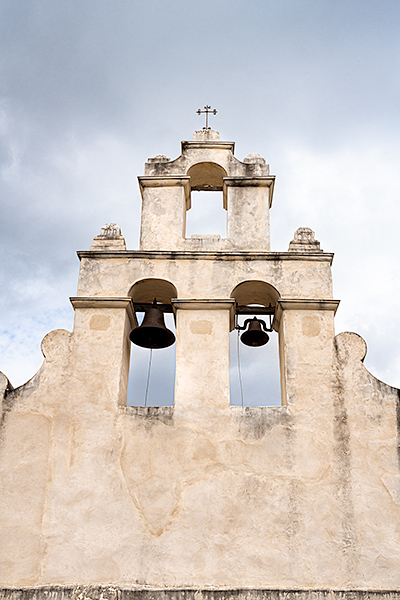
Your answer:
127;279;177;407
230;281;281;407
185;162;227;239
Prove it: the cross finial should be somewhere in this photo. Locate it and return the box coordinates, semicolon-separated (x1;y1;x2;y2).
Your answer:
196;105;217;130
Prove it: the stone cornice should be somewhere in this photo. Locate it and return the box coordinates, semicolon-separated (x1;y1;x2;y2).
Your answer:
223;176;275;187
138;176;191;188
2;587;400;600
223;176;275;208
181;140;235;152
274;298;340;329
70;296;137;327
77;250;335;265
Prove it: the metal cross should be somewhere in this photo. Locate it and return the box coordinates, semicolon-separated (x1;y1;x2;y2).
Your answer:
196;105;217;130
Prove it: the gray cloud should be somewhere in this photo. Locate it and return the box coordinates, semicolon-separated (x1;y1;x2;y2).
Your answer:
1;0;399;394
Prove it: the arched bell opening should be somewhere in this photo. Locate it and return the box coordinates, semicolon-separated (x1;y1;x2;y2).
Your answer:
185;162;227;238
127;278;178;407
230;280;281;407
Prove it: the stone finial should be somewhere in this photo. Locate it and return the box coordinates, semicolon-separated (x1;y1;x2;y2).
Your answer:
192;129;221;141
99;223;122;239
288;227;322;252
91;223;126;250
147;154;170;164
243;153;266;165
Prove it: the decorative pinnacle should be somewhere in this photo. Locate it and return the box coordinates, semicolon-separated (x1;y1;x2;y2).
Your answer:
196;105;217;130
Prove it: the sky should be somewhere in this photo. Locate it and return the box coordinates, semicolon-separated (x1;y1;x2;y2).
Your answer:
0;0;399;405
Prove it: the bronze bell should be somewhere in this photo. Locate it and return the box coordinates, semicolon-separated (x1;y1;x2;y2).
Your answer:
241;317;269;347
130;299;175;349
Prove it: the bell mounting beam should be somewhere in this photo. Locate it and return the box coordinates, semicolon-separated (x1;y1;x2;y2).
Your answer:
133;303;173;313
133;303;276;315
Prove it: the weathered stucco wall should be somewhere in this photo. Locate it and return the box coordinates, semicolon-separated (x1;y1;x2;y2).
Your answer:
1;131;399;595
1;324;399;589
75;253;334;301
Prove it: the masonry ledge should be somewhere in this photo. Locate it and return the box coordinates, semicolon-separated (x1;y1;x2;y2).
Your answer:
2;587;400;600
223;176;275;187
274;298;340;329
138;176;190;188
77;251;335;264
182;140;235;152
70;296;136;327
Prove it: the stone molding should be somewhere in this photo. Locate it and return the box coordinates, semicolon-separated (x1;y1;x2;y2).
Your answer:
138;176;191;209
223;177;275;187
70;296;136;327
223;177;275;209
274;298;340;329
181;140;235;152
77;251;335;264
138;176;191;188
2;588;400;600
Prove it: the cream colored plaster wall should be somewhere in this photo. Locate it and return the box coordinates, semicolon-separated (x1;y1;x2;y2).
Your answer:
76;255;334;302
1;313;400;589
174;306;231;413
2;133;400;592
140;132;272;253
226;185;271;250
139;185;187;251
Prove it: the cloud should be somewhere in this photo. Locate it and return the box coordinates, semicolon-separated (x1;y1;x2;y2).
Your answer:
0;0;399;394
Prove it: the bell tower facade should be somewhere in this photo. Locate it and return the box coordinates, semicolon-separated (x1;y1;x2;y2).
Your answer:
1;129;400;599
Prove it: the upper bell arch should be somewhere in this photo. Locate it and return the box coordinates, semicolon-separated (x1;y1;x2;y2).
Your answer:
187;162;227;191
231;280;281;308
139;129;275;252
128;278;178;305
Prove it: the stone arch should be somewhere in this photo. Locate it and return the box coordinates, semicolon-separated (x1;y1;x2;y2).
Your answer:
185;163;227;238
128;278;178;305
128;278;178;407
230;280;282;407
231;280;280;308
187;162;227;191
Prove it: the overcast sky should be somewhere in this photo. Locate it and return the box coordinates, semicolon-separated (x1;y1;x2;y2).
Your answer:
1;0;399;404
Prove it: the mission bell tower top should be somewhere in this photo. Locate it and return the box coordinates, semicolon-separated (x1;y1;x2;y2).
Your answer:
139;129;275;252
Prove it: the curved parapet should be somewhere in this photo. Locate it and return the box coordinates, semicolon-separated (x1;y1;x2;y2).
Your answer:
40;328;73;365
335;331;368;365
0;372;14;424
334;331;399;401
0;329;73;417
0;372;13;398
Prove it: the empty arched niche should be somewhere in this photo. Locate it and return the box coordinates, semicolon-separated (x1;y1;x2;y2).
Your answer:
129;278;178;305
230;280;281;407
128;278;178;407
186;162;227;238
